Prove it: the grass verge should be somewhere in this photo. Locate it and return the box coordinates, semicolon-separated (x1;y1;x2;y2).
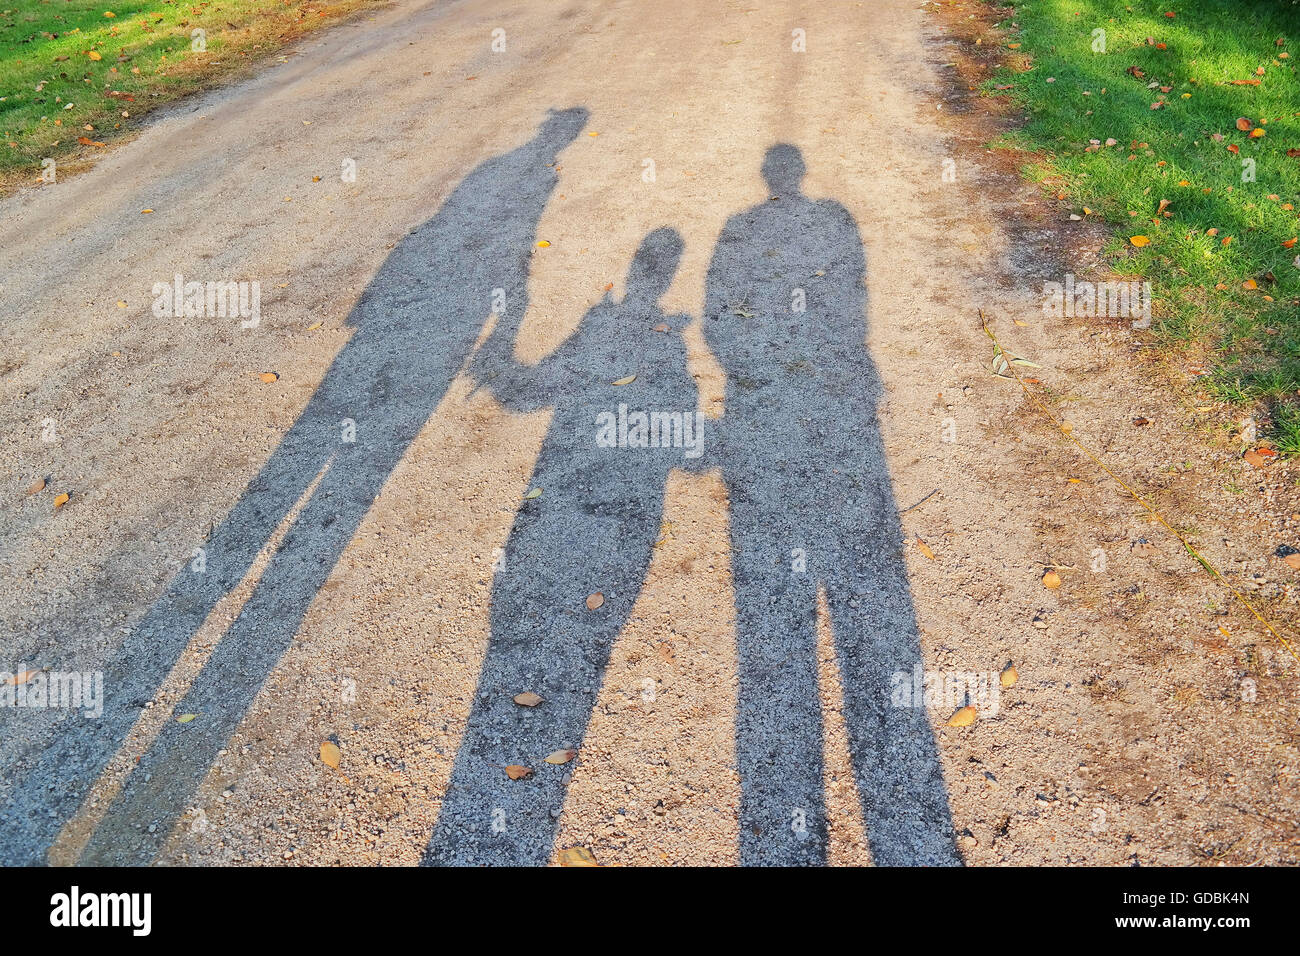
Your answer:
979;0;1300;450
0;0;388;192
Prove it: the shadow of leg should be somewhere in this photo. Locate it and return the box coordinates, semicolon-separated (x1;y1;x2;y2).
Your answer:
731;517;828;866
424;506;662;866
827;548;960;867
79;439;391;863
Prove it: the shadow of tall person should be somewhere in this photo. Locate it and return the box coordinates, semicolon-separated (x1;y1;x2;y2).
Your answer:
702;145;958;866
0;108;590;865
424;228;698;865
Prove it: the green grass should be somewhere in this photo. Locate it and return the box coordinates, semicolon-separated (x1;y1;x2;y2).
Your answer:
0;0;381;188
983;0;1300;449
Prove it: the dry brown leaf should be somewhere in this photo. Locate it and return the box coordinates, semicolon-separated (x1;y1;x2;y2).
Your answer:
6;669;40;686
1236;117;1253;131
319;741;341;769
504;765;533;780
585;592;604;611
514;691;543;707
1284;553;1300;570
27;477;46;495
1244;449;1268;468
545;749;577;765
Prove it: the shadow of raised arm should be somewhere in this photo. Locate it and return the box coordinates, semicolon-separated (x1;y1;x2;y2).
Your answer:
469;293;614;414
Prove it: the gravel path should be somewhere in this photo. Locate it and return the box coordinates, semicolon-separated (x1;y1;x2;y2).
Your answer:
2;0;1296;866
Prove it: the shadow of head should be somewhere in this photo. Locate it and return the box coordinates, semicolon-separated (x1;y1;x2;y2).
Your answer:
761;143;806;196
540;106;591;150
624;227;684;306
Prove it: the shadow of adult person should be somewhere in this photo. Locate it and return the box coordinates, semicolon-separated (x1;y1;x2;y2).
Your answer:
423;228;698;865
702;145;959;866
0;108;590;865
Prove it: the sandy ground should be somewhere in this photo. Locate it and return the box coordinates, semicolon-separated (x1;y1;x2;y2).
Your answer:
1;0;1297;866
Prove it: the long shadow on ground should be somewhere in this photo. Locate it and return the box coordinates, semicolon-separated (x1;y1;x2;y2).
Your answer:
704;145;958;865
0;107;589;865
422;145;958;866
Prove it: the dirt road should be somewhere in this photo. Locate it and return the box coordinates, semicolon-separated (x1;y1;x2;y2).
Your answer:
2;0;1297;866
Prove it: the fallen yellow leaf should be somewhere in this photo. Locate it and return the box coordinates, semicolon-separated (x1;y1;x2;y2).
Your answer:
320;741;341;769
545;749;577;765
947;706;977;727
915;536;936;560
176;713;197;724
1129;235;1150;247
1042;570;1062;589
558;846;598;866
612;375;636;386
